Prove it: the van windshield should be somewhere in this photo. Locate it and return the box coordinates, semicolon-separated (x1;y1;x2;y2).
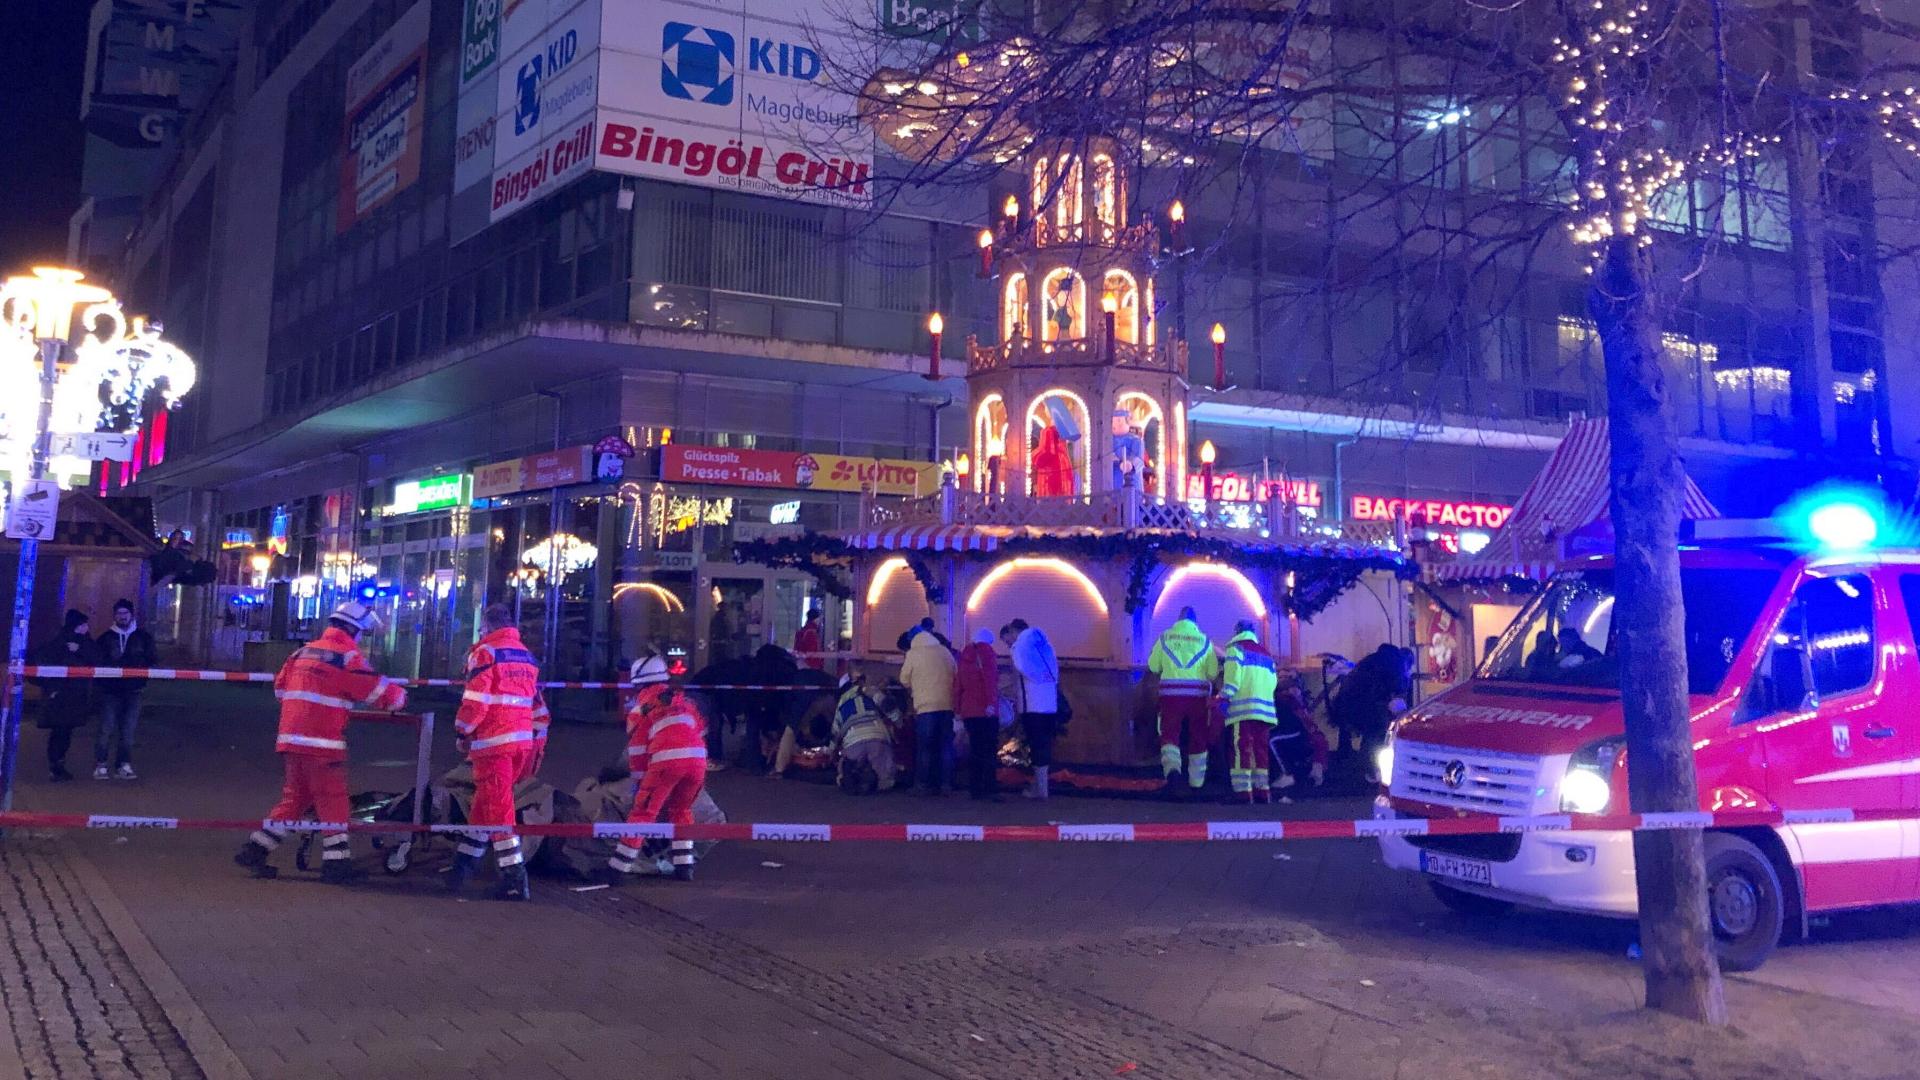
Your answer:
1480;568;1781;695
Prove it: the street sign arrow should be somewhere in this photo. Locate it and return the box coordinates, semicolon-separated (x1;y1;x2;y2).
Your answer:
48;432;136;462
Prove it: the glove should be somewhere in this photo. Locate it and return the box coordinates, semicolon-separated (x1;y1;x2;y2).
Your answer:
455;736;472;756
1388;697;1408;714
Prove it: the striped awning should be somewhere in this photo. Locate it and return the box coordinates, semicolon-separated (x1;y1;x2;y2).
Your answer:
840;524;1014;552
1429;418;1719;583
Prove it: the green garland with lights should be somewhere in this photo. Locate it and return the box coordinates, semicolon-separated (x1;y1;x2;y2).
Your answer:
735;531;1413;621
728;534;854;599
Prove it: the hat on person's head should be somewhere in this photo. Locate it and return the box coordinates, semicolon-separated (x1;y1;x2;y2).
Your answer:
973;627;995;645
630;654;671;687
113;598;135;614
329;600;383;633
63;609;88;631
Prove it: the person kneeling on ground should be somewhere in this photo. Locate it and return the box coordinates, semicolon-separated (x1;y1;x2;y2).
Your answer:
235;601;405;883
833;670;897;795
1268;668;1328;799
605;657;707;883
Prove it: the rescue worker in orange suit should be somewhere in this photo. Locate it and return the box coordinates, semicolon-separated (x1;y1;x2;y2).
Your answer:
234;601;405;883
520;690;551;782
605;656;706;883
1147;606;1220;799
448;602;541;901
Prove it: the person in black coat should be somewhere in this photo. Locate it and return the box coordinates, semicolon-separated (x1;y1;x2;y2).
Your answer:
33;610;97;782
94;598;157;780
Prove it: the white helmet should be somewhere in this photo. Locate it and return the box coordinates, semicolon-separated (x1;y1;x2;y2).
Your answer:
330;600;383;633
630;653;670;687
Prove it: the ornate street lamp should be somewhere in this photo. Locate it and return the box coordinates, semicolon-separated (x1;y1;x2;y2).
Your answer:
0;267;196;810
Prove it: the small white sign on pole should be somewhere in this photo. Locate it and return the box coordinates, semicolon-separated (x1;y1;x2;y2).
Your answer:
48;431;137;461
5;481;61;541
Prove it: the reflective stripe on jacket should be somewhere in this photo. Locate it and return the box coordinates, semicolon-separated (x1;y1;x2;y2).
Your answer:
1220;631;1279;726
1148;619;1220;698
457;629;541;759
273;626;405;760
625;685;708;776
834;686;891;750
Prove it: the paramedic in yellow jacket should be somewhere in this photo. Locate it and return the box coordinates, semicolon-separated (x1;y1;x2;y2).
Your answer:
1147;607;1220;798
1220;621;1279;803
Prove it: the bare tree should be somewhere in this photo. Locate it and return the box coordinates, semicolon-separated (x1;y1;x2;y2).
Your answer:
826;0;1920;1023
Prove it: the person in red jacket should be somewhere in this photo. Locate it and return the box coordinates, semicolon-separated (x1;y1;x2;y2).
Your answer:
234;601;405;883
955;628;1003;801
448;602;542;901
605;660;707;882
793;604;826;671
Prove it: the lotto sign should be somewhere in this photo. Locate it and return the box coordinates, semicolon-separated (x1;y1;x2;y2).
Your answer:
339;2;430;231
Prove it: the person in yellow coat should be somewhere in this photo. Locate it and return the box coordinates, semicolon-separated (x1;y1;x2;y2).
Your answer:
1219;621;1279;803
1147;607;1219;799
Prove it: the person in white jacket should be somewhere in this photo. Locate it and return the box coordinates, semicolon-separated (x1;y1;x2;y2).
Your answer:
1000;619;1059;799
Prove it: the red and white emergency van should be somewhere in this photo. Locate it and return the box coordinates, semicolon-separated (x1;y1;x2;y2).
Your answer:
1377;524;1920;969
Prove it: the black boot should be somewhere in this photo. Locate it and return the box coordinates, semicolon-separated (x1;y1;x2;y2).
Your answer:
233;840;279;879
320;859;364;885
445;846;483;895
595;865;633;887
672;863;695;883
493;863;531;902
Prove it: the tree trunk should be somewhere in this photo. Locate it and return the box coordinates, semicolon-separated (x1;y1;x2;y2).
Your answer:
1590;236;1729;1026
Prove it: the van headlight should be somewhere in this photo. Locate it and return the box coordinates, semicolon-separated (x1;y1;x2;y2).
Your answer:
1558;737;1624;814
1373;740;1395;787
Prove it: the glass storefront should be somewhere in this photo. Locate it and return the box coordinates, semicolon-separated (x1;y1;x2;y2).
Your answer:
214;456;872;679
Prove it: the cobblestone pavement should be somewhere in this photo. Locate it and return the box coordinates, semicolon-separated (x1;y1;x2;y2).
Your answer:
0;841;203;1080
6;686;1920;1079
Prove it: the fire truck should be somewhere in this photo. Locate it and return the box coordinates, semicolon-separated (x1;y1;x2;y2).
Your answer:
1376;498;1920;969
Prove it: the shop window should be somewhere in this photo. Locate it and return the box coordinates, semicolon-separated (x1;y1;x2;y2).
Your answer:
966;557;1109;660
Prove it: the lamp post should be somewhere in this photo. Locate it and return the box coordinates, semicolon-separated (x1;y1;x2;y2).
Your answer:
1210;323;1227;390
977;229;994;277
1169;200;1188;340
0;267;194;812
925;311;944;381
1001;194;1019;239
1198;438;1217;517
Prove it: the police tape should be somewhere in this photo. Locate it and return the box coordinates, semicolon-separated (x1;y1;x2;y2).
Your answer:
0;806;1889;842
11;665;830;693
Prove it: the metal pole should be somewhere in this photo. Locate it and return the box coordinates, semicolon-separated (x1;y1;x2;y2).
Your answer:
2;338;61;813
535;391;562;669
411;711;434;830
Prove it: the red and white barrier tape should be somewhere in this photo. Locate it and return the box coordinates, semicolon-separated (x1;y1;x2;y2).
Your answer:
12;665;829;693
0;807;1886;841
